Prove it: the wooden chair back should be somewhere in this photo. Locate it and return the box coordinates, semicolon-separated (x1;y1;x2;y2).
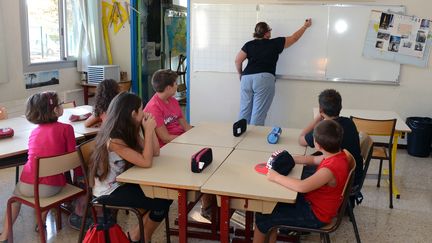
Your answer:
76;139;96;189
37;151;81;178
356;132;374;191
350;116;396;137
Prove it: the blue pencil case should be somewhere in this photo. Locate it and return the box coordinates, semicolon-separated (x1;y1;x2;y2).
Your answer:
267;127;282;144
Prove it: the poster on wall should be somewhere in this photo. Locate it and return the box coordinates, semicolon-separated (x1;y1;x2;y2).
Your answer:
374;11;430;58
363;10;432;67
24;70;59;89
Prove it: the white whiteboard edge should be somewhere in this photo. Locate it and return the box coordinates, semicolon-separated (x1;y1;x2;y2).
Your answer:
191;71;400;86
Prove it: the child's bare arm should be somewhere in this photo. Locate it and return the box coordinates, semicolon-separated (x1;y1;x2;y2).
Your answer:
293;155;323;166
109;139;153;168
178;118;192;131
155;125;179;144
267;168;333;193
298;113;322;146
84;114;102;127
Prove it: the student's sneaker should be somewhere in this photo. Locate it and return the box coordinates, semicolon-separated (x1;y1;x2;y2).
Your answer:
68;212;93;231
267;127;282;144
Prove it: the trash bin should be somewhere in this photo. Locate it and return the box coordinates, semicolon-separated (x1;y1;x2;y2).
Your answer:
406;117;432;157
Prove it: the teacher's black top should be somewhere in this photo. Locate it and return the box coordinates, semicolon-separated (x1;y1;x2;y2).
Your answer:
241;37;285;76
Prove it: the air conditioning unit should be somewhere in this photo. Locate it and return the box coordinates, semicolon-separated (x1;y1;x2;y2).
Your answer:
87;65;120;84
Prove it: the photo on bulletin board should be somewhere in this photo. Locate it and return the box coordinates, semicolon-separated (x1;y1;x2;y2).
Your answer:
24;70;59;89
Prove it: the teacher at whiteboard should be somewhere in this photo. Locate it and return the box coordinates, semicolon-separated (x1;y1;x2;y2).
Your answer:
235;19;312;125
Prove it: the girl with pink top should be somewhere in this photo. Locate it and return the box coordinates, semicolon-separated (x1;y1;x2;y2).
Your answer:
0;91;76;243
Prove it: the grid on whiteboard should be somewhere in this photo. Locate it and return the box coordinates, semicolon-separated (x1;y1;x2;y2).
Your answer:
191;4;257;72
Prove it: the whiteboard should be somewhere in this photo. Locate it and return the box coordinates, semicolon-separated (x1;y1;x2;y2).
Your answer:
258;5;328;79
0;11;8;83
326;5;403;82
191;3;403;84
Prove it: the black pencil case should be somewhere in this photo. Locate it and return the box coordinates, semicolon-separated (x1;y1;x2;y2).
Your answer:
233;118;247;137
191;148;213;173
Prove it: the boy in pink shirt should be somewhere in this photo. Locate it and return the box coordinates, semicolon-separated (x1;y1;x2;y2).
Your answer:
144;69;192;147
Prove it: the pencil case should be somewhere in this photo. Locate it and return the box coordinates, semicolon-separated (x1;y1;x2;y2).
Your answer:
69;112;92;122
0;127;14;139
267;126;282;144
233;118;247;137
267;150;295;176
191;148;213;173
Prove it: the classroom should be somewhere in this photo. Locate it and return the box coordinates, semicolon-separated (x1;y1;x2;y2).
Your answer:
0;0;431;242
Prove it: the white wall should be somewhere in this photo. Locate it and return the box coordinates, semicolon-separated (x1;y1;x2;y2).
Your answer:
0;0;131;116
189;0;432;129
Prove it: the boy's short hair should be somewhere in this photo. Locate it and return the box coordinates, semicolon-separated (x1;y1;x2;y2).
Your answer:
25;91;60;124
313;120;343;153
151;69;178;93
318;89;342;117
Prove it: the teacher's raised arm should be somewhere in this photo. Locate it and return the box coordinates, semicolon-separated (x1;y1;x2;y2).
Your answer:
285;18;312;48
235;19;312;126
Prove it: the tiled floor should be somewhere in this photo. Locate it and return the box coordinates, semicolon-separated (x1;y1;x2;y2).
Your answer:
0;149;431;242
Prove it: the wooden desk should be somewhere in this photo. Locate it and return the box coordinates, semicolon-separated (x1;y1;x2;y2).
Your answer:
81;81;131;105
171;122;245;148
116;143;233;243
313;108;411;198
201;149;303;243
0;116;36;132
237;126;307;154
58;106;99;137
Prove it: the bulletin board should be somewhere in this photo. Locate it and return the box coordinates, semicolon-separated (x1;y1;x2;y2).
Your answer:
363;10;432;67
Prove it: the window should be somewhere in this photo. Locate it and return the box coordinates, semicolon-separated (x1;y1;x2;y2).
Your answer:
21;0;79;71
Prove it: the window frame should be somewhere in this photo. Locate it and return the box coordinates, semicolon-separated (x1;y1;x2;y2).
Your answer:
20;0;76;73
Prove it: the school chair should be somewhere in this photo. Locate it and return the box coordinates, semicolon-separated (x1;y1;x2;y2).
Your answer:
264;149;357;243
62;101;76;108
350;116;396;208
6;151;85;243
347;132;374;243
76;139;171;243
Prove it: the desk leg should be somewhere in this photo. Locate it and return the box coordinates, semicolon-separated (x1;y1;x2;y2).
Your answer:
220;196;230;243
391;132;400;199
245;211;253;243
177;189;188;243
383;132;401;199
83;86;89;105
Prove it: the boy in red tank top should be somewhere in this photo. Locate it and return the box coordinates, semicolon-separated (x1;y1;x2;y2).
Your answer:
253;119;349;243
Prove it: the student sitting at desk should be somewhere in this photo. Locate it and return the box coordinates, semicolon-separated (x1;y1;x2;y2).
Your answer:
0;91;78;243
89;92;172;243
84;79;119;127
144;69;192;147
144;69;217;220
298;89;363;204
253;120;349;243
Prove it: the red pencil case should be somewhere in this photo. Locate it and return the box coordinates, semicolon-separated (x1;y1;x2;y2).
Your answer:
0;127;14;139
191;148;213;173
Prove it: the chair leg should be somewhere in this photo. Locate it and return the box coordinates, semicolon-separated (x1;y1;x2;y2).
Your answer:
388;159;393;209
165;214;171;243
78;203;91;242
7;199;15;243
324;233;331;243
347;201;361;243
36;208;47;243
377;159;383;187
56;206;62;230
